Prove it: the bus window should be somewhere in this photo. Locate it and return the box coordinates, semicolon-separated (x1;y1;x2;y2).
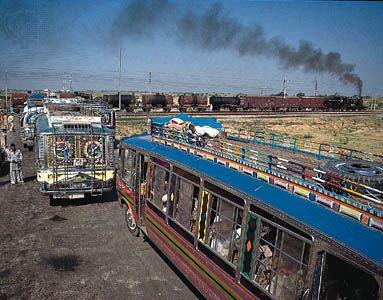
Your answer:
253;220;310;299
118;148;125;176
318;253;379;300
150;165;169;212
123;150;136;189
173;178;200;233
206;195;243;264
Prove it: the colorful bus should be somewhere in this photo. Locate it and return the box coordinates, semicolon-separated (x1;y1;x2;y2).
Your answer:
117;116;382;300
35;103;114;200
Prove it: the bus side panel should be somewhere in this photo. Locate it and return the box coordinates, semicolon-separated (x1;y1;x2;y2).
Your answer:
145;207;256;300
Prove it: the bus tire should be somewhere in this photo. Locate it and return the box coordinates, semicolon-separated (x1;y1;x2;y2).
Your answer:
124;206;139;237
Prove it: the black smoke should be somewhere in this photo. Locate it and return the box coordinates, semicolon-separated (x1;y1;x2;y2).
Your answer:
109;1;363;94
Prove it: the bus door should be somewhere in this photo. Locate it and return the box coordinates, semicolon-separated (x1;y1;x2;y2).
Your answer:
137;153;149;226
312;252;379;300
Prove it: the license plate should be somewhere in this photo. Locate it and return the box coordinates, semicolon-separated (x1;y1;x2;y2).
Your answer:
68;194;85;199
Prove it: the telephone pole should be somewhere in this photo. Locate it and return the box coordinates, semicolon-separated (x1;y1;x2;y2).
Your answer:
5;69;8;110
148;71;152;94
260;87;267;96
314;79;318;96
69;73;73;92
118;48;122;110
283;77;288;99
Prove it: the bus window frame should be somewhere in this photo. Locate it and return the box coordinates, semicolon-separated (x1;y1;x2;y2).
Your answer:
200;187;245;269
246;212;312;299
148;161;170;215
121;148;137;191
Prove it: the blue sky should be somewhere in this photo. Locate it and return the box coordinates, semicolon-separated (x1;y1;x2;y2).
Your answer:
0;0;382;96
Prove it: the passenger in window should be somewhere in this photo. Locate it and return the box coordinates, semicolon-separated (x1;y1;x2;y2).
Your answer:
189;187;200;232
162;193;168;213
190;199;199;232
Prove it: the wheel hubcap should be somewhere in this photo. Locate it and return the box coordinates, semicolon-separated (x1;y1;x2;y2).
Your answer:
126;209;136;230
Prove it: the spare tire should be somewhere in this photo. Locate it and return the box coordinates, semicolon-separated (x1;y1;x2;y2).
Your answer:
319;159;383;190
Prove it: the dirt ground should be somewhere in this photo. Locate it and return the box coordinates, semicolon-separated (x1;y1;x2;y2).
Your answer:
0;125;199;299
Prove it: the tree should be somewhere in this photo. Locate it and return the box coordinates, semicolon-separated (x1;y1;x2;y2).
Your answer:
271;92;285;96
296;92;305;97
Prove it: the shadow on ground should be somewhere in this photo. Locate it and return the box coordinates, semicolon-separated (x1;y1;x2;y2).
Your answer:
142;236;206;300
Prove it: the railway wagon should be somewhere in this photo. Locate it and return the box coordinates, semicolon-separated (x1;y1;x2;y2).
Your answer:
141;94;173;112
117;116;383;300
11;92;28;112
300;97;326;110
210;96;240;111
35;106;114;200
178;95;209;112
240;96;326;111
103;94;136;111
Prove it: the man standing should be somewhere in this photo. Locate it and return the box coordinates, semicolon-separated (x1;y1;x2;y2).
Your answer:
7;143;24;184
8;114;14;132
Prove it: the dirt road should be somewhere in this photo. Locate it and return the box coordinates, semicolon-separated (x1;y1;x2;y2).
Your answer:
0;128;200;300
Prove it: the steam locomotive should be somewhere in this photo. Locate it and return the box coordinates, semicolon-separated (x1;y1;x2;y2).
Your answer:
103;94;364;112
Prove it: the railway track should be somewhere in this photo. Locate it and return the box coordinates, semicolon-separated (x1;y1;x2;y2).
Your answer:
118;110;383;119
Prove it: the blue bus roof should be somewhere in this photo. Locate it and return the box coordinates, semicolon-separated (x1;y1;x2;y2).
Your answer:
35;113;112;135
122;134;383;268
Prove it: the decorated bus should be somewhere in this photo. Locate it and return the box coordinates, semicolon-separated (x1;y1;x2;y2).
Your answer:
117;115;382;300
35;102;114;200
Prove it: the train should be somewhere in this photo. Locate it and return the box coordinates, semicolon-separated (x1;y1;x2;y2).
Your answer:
103;93;364;112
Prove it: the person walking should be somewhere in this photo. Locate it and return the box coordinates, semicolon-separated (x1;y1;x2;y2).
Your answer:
2;113;8;133
7;143;24;184
8;114;14;132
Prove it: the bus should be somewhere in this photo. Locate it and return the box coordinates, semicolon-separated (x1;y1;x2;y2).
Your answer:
117;115;383;300
20;105;45;151
35;102;114;200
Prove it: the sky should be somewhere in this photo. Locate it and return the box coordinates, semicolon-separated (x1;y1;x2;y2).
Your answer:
0;0;382;96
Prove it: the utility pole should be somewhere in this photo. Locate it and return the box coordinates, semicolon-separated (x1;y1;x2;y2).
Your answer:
283;77;288;99
148;71;152;94
69;73;73;92
5;69;8;110
62;72;66;91
314;79;318;96
118;48;122;111
260;87;267;96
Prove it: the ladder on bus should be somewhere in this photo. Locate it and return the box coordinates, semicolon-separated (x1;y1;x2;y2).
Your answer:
89;123;107;197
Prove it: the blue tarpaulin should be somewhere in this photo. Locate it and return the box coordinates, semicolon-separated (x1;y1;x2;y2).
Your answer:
151;114;222;129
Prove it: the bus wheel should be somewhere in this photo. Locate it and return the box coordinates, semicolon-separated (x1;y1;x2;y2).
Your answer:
124;206;139;236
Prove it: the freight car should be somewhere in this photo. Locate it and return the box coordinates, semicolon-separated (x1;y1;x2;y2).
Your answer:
240;96;326;111
103;94;136;111
141;94;173;112
178;94;209;112
11;92;28;113
210;96;240;111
